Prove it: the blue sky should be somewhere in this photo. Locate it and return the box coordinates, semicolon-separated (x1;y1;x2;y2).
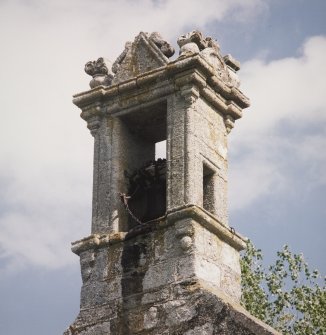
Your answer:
0;1;325;334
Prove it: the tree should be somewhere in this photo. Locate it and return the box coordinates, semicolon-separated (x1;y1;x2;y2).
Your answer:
240;241;326;334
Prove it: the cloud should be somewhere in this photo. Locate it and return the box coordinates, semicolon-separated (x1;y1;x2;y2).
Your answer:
4;0;268;61
229;35;326;210
0;0;268;270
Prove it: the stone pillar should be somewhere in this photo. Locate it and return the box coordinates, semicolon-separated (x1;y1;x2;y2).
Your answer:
81;104;155;234
64;31;279;335
166;70;229;225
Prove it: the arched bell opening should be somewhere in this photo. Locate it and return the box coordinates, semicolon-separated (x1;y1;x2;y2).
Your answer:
118;101;167;230
124;158;166;229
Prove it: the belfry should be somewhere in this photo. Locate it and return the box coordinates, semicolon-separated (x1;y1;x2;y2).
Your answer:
65;31;279;334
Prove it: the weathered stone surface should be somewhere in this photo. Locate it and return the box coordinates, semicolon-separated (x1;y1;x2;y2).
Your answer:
85;57;114;88
111;32;174;84
177;30;241;89
64;31;279;334
65;217;279;334
65;221;276;335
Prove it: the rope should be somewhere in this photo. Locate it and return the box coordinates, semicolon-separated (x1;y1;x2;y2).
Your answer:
119;193;143;225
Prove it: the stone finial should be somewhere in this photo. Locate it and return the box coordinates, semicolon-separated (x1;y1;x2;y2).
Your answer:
84;57;114;88
177;30;220;55
177;30;203;55
82;32;242;91
177;31;241;88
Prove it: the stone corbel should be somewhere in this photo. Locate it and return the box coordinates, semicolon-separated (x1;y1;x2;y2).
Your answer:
175;70;206;104
226;101;242;120
180;85;200;104
175;70;206;90
87;115;102;136
80;105;104;136
224;115;235;134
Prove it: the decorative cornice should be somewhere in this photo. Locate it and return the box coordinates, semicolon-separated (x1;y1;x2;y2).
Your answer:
71;232;127;255
73;53;250;127
71;204;247;255
79;104;104;136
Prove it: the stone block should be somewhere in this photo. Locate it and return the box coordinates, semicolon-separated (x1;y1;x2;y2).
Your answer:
79;321;111;335
142;260;177;290
163;300;197;327
184;322;214;335
144;306;159;329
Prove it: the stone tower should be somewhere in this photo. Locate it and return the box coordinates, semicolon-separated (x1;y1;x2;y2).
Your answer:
65;31;278;334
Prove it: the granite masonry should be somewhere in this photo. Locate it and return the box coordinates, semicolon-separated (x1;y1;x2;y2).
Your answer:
64;31;280;334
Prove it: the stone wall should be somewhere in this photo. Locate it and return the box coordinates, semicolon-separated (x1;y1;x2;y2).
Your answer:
65;215;278;334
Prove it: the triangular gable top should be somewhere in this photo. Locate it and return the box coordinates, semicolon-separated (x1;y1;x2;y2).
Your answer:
112;32;172;85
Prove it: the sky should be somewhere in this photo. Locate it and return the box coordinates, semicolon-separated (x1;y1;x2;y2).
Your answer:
0;0;325;334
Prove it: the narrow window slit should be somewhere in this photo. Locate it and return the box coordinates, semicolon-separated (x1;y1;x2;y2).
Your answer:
203;164;215;213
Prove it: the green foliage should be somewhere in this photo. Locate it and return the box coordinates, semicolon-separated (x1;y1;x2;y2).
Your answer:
240;241;326;334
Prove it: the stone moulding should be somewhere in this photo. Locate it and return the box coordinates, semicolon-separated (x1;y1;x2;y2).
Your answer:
71;205;246;256
73;53;250;122
167;205;247;251
71;232;127;255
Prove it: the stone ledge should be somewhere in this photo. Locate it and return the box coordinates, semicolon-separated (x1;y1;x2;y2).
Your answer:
167;205;247;251
71;205;247;255
73;53;250;115
71;232;127;255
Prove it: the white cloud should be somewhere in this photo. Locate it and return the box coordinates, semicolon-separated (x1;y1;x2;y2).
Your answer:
0;0;268;270
229;35;326;210
298;132;326;185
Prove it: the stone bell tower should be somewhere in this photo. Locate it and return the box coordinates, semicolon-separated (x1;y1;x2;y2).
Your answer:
64;31;278;334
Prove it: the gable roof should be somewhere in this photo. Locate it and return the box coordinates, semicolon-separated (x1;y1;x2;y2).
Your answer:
112;32;170;84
